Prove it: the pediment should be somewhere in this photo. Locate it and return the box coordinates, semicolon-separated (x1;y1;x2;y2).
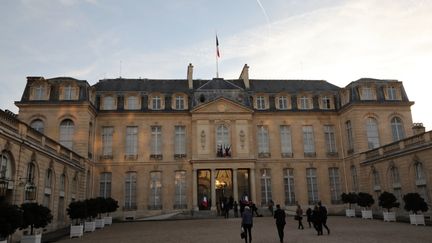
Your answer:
191;97;253;114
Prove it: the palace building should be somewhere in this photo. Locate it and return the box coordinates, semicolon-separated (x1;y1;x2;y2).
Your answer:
1;64;431;232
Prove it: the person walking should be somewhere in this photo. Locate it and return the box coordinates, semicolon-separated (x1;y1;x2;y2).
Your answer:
233;201;239;218
295;204;304;230
273;204;286;243
241;206;253;243
312;205;323;235
306;207;312;228
318;201;330;234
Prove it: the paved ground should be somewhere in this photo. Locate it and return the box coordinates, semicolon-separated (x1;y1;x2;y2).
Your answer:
56;216;432;243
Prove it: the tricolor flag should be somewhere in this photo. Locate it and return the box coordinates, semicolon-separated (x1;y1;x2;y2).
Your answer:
216;35;220;58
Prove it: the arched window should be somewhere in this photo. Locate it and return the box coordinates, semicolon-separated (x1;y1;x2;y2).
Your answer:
345;120;354;151
30;119;44;133
25;162;37;201
43;168;53;208
0;152;12;180
366;117;380;149
59;119;74;149
372;168;381;191
216;124;230;156
391;117;405;142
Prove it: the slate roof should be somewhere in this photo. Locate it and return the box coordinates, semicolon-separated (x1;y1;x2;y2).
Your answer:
93;78;190;92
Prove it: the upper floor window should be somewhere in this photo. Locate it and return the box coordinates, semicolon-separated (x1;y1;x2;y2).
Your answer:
59;119;74;149
33;85;46;100
280;125;292;156
102;127;114;157
175;95;185;110
59;173;66;195
174;126;186;156
216;124;230;157
298;96;312;110
366;117;380;149
257;125;270;155
63;85;76;100
386;86;399;100
125;126;138;156
360;86;375;100
391;117;405;142
302;126;315;155
30;119;44;133
256;96;266;110
324;125;337;154
102;96;115;110
278;96;289;110
151;126;162;156
127;96;139;110
345;120;354;151
321;96;332;109
152;96;162;110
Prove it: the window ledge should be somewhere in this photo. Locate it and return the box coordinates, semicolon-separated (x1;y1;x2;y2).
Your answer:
304;152;316;157
281;153;293;158
258;152;271;158
124;155;138;160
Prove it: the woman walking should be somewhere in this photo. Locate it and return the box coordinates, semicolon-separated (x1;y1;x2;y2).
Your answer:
295;204;304;230
241;206;253;243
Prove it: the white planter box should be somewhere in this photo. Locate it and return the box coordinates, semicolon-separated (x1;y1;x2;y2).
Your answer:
84;221;96;232
21;234;42;243
361;210;373;219
409;214;425;225
345;209;355;217
95;218;105;229
383;212;396;222
103;216;113;225
70;225;83;238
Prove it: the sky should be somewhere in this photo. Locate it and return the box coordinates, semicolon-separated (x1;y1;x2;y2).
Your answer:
1;0;431;130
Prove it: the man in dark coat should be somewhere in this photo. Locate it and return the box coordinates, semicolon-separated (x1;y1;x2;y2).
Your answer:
318;201;330;234
273;204;286;243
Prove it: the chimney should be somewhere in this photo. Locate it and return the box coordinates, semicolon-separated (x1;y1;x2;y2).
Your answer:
239;64;250;89
187;63;193;89
412;123;425;135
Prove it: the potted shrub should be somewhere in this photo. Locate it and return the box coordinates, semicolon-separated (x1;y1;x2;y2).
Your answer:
0;202;23;243
403;193;428;226
20;203;53;243
341;192;358;217
67;200;86;238
378;191;399;222
103;197;119;226
94;198;106;229
357;192;374;219
84;199;97;232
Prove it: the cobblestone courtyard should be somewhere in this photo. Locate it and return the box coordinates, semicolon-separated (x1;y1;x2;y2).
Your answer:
56;216;432;243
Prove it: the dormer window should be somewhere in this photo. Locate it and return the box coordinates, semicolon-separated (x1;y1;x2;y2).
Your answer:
385;85;401;101
175;95;185;110
360;86;376;100
102;96;116;110
256;96;266;110
126;96;139;110
321;96;332;109
298;96;312;110
152;96;162;110
63;85;77;100
30;84;49;101
278;96;289;110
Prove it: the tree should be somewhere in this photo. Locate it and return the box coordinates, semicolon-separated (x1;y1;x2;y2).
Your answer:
403;193;428;214
0;202;23;240
105;197;119;216
20;203;53;235
378;191;400;212
357;192;375;209
67;200;87;225
84;198;98;220
341;192;358;209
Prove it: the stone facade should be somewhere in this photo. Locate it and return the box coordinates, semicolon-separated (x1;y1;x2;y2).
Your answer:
4;64;430;224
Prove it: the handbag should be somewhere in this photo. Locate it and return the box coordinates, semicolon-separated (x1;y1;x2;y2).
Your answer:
240;226;245;239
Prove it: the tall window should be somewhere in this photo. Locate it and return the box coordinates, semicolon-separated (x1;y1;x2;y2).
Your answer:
391;117;405;142
152;96;161;110
0;153;12;181
174;171;187;209
390;166;402;204
175;126;186;155
329;168;341;204
103;96;115;110
260;169;272;206
322;96;331;109
59;119;74;149
351;165;359;192
299;96;310;109
387;86;397;100
324;125;337;153
414;162;428;201
284;168;295;205
43;169;53;208
345;120;354;151
256;96;266;110
124;172;137;209
366;117;380;149
100;172;112;198
151;126;162;155
25;162;36;201
372;169;381;190
361;86;374;100
58;173;65;221
257;125;270;154
34;85;45;100
64;85;75;100
102;127;114;157
306;168;319;204
175;95;185;110
71;174;77;200
126;126;138;156
30;119;44;133
280;125;292;156
127;96;138;110
303;126;315;154
59;174;66;196
278;96;288;110
149;171;162;210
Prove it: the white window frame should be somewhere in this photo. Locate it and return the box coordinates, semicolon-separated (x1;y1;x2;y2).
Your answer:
34;85;45;100
256;96;266;110
280;125;292;155
329;167;341;203
174;126;186;155
126;126;138;156
124;172;137;209
102;127;114;157
346;121;354;151
64;85;74;100
260;169;272;206
216;124;230;149
152;96;162;110
351;165;359;192
361;86;374;100
278;96;288;110
174;171;187;209
175;95;185;110
151;126;162;155
306;168;319;204
31;119;44;133
387;86;397;100
60;119;74;149
366;117;380;149
299;96;310;109
103;96;115;110
257;125;270;153
100;172;112;198
321;96;331;109
324;125;337;153
302;126;315;154
127;96;138;110
391;117;405;142
284;168;295;205
149;171;162;209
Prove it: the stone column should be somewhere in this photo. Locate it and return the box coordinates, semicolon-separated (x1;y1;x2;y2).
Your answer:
211;169;216;210
192;169;198;210
250;168;256;203
233;168;238;202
